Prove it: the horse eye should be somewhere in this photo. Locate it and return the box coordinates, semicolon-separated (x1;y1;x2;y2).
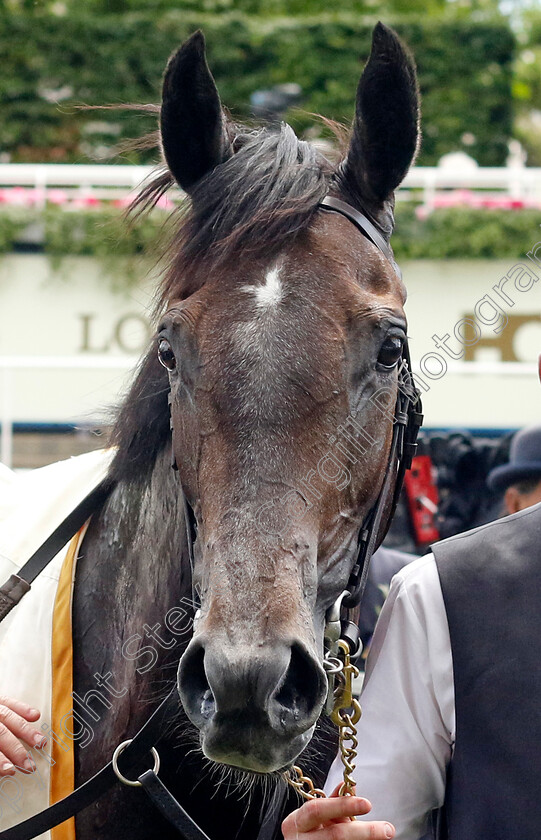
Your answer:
158;338;176;371
377;337;403;370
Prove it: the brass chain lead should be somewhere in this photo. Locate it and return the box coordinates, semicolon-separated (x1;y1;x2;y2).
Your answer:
331;640;361;798
287;766;326;800
286;639;361;812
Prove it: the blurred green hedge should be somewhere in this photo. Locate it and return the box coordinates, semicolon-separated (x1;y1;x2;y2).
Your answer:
392;205;541;259
512;10;541;165
0;11;513;165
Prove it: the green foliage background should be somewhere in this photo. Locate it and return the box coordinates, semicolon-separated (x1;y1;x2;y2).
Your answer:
513;9;541;165
0;9;514;166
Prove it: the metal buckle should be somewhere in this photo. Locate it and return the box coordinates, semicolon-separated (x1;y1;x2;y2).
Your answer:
324;591;350;656
323;591;350;715
112;739;160;788
330;640;361;728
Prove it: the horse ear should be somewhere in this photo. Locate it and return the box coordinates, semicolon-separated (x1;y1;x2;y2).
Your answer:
342;23;420;207
160;31;231;192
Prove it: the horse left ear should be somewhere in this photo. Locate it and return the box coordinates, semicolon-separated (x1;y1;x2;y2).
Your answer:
160;30;232;192
342;22;420;208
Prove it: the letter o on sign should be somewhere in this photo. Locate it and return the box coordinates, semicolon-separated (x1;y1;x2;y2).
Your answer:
114;314;151;353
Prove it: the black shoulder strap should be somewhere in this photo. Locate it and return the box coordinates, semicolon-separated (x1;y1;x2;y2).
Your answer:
0;479;115;623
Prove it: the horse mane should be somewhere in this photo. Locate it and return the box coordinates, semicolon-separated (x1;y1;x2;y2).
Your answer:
108;120;341;483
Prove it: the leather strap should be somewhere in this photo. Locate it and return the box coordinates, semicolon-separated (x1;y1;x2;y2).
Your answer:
343;349;422;610
316;198;422;610
0;479;115;624
319;196;402;279
342;401;406;609
139;771;212;840
0;575;31;622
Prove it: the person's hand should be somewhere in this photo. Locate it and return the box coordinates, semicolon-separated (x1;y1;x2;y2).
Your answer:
282;789;395;840
0;697;46;775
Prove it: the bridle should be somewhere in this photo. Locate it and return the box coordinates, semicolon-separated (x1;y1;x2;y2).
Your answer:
317;196;423;615
0;194;422;840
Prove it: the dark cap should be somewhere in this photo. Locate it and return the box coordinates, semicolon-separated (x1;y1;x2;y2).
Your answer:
487;425;541;493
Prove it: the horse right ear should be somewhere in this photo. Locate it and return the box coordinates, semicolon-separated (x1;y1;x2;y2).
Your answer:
160;31;232;193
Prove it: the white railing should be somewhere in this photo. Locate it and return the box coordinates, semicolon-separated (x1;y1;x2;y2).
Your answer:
0;163;154;207
1;163;541;208
405;166;541;200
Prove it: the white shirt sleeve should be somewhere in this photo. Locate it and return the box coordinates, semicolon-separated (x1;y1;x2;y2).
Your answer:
324;553;455;840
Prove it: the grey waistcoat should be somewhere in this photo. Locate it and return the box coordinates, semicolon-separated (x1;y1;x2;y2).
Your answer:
432;502;541;840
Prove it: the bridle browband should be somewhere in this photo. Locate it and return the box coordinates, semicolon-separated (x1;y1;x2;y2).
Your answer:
0;195;422;840
319;196;402;279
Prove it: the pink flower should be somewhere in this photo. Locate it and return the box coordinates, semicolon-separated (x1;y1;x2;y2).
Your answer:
113;195;135;208
70;194;101;209
47;189;69;205
1;187;30;206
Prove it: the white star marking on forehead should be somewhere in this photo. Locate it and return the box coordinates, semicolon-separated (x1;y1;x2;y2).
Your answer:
241;262;283;309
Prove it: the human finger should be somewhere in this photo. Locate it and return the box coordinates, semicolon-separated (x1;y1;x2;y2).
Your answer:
0;751;16;776
286;820;395;839
282;796;372;835
0;722;36;771
0;709;45;769
0;704;46;749
0;697;40;722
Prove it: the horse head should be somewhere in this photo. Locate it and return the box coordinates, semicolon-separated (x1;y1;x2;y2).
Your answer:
152;24;419;773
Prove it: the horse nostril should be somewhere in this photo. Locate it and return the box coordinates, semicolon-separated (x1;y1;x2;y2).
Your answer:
178;641;216;725
179;636;326;743
274;642;326;729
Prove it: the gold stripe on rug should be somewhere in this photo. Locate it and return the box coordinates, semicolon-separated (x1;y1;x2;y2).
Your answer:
50;525;87;840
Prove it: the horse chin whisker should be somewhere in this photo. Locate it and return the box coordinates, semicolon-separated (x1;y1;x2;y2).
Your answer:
170;721;292;798
207;760;284;801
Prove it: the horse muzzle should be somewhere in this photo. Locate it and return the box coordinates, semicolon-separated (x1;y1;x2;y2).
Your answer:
177;636;327;772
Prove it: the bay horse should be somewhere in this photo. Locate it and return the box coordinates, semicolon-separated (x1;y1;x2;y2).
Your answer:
71;22;420;839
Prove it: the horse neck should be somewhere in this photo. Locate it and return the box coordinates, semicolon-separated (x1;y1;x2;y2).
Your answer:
72;447;193;744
